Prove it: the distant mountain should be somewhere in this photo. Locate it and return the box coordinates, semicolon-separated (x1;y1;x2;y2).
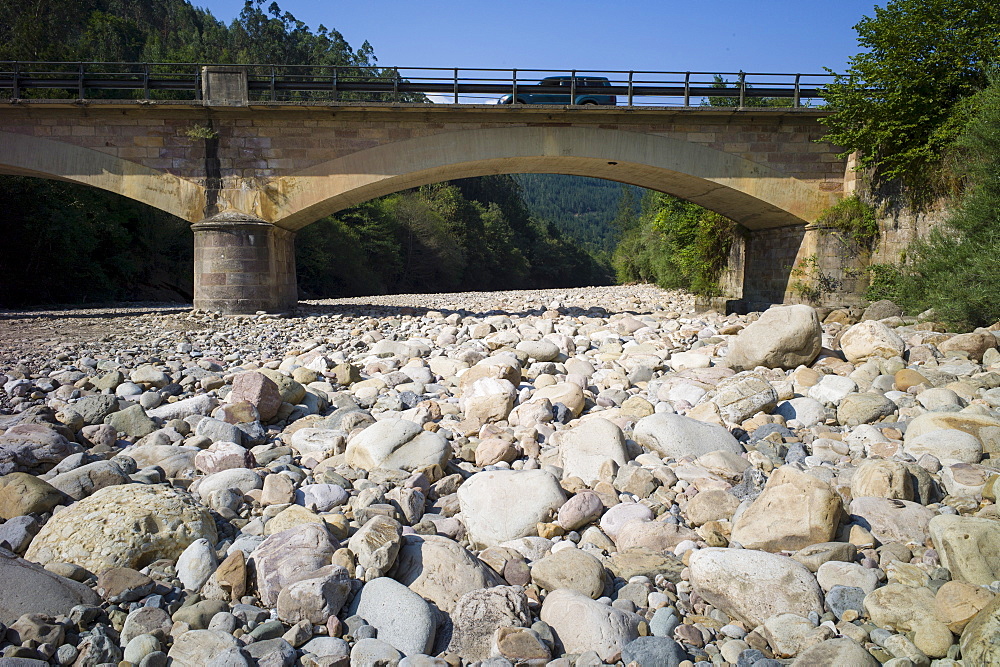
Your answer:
515;174;644;253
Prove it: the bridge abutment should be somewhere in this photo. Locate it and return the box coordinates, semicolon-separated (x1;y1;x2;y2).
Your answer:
192;216;297;314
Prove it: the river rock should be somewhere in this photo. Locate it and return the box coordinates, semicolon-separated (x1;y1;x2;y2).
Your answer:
815;561;879;594
348;576;436;657
773;397;829;427
0;472;65;519
72;394;120;425
0;547;102;624
615;519;697;552
276;564;352;624
195;467;263;499
461;377;517;427
0;424;81;475
390;534;501;613
252;523;339;606
105;403;158;438
124;444;198;478
230;371;283;421
120;607;173;645
935;580;995;633
447;586;531;661
24;483;216;572
791;637;878;666
258;368;306;405
840;320;906;362
688;548;823;627
556;490;604;531
530;547;606;598
296;483;349;512
864;583;953;658
961;594;1000;665
540;588;642;662
555;418;629;484
177;538;218;591
706;372;778;424
904;411;1000;455
837;392;897;426
457;469;565;548
850;459;913;501
684;489;741;526
167;629;241;666
195;440;256;474
939;332;998;361
929;514;1000;585
903;427;983;464
730;466;841;552
47;459;131;500
725;305;822;371
633;413;742;460
849;497;935;545
600;502;654;540
146;394;218;421
345;418;450;471
349;515;403;580
620;636;687;667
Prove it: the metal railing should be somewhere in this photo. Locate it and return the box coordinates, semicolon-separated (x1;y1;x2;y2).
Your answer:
0;62;839;108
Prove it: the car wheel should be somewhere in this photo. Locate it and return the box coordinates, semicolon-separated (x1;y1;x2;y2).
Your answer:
581;100;598;105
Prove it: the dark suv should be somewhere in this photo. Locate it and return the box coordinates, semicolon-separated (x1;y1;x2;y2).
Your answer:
498;76;616;105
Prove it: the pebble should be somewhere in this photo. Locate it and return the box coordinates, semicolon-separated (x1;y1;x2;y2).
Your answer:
2;287;1000;664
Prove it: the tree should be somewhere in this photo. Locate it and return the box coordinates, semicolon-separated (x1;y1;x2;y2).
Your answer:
705;74;793;108
821;0;1000;190
890;75;1000;328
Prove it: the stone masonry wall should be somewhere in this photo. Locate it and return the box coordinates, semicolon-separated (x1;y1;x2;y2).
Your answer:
0;106;846;196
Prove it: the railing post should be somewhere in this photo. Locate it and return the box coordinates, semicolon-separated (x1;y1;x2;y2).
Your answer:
627;71;633;106
738;71;746;108
270;65;276;101
195;65;202;101
684;72;690;107
453;68;459;104
78;62;85;99
332;67;338;102
793;73;801;108
512;69;518;102
201;66;248;106
143;63;150;99
570;69;576;104
393;67;399;102
12;62;19;99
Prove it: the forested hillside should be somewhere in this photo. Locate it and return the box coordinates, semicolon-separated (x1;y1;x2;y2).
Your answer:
516;175;642;253
0;0;612;307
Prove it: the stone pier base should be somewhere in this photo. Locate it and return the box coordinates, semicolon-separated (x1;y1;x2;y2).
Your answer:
700;224;868;314
192;216;297;314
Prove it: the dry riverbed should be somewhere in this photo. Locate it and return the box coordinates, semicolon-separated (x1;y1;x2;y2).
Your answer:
1;284;1000;666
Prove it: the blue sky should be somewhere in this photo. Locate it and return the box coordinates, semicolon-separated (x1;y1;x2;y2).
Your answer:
195;0;880;75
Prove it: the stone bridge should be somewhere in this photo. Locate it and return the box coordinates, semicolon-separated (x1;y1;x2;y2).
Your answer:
0;74;852;313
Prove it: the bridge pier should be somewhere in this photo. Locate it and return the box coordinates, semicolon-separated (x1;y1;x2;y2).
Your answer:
192;215;298;314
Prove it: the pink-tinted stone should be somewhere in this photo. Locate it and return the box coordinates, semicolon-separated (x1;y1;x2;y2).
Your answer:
195;441;256;474
229;372;282;421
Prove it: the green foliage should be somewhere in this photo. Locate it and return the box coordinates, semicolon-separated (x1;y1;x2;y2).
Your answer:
863;263;906;303
884;75;1000;329
705;74;794;108
295;177;612;300
514;175;641;253
612;192;742;295
816;195;880;252
820;0;1000;192
0;177;192;306
789;255;845;304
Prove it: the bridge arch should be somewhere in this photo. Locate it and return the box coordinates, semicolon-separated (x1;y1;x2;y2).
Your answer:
267;125;840;232
0;131;204;222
